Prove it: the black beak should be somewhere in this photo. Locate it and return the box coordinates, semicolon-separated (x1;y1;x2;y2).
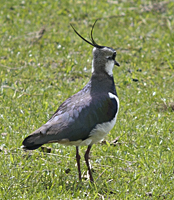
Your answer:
114;60;120;66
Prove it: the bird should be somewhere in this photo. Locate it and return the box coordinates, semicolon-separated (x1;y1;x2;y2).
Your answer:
22;20;120;182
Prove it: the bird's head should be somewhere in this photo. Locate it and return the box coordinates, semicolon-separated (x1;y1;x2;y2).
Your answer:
70;20;120;77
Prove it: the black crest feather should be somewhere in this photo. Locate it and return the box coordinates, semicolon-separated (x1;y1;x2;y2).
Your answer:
70;20;104;49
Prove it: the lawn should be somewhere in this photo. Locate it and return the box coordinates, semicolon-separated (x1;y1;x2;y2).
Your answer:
0;0;174;199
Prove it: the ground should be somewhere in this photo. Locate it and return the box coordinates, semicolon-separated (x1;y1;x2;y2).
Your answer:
0;0;174;199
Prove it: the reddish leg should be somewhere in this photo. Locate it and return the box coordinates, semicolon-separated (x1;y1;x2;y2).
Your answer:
84;145;94;182
76;146;81;181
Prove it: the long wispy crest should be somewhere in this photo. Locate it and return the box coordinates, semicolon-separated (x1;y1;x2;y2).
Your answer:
70;20;104;49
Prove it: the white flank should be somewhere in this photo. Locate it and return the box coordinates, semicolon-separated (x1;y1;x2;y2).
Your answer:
108;92;119;118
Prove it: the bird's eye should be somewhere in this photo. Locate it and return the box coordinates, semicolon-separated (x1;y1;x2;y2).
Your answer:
112;52;116;59
107;52;116;60
107;56;112;60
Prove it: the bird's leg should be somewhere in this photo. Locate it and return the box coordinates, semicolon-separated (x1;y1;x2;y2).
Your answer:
76;146;81;181
84;145;94;182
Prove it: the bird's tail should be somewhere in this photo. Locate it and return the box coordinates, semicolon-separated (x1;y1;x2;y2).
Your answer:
22;124;52;150
22;133;44;150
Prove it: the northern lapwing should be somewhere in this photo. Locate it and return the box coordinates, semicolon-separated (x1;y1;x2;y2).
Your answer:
22;21;120;182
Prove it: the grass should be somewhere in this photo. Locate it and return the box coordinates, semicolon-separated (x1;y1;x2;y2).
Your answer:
0;0;174;199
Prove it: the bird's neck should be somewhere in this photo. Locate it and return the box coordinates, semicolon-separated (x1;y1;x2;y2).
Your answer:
90;73;117;96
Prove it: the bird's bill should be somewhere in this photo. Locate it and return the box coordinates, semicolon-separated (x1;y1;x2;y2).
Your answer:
114;60;120;66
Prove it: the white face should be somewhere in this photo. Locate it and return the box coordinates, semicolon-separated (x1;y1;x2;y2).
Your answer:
105;60;115;76
91;47;97;73
92;47;116;76
92;59;114;76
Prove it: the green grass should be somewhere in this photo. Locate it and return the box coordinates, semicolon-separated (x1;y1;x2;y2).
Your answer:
0;0;174;199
